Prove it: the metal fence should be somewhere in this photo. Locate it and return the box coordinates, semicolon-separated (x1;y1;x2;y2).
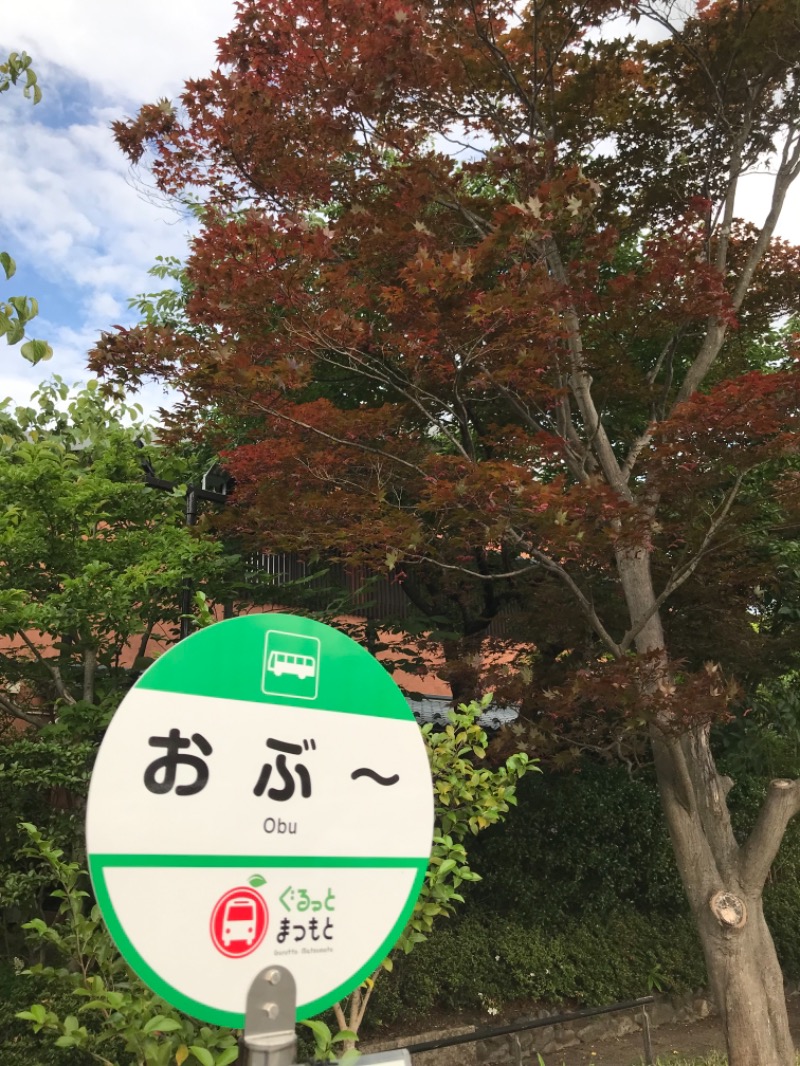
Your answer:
245;552;527;638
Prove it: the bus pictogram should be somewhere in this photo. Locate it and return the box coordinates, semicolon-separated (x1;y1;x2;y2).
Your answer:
262;630;321;699
267;650;317;680
210;887;268;958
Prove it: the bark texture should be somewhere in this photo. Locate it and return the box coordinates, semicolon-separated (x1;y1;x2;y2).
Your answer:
621;550;800;1066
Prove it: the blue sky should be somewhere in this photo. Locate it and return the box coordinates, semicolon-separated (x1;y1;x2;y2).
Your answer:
0;0;236;413
2;2;800;417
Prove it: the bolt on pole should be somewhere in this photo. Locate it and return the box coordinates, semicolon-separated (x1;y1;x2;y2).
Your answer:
240;966;297;1066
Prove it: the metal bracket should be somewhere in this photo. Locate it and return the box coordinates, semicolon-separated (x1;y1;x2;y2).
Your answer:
240;966;298;1066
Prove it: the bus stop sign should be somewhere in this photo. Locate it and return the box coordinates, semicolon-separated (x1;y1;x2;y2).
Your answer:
86;614;434;1025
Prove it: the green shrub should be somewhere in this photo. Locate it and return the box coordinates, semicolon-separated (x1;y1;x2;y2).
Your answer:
464;762;686;922
14;824;239;1066
0;733;95;966
764;881;800;977
0;962;95;1066
557;912;704;1003
366;757;800;1029
366;907;706;1026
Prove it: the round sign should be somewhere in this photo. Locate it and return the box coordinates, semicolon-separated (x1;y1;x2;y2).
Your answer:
86;614;433;1025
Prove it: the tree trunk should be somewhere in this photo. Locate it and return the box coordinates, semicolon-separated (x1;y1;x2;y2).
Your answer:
441;632;487;704
697;891;793;1066
83;646;97;705
654;729;796;1065
617;547;798;1066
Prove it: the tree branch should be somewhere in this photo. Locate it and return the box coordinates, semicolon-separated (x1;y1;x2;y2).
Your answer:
620;472;746;652
332;1001;348;1034
245;397;428;477
0;689;49;728
740;779;800;893
16;631;77;705
433;197;494;238
134;623;155;665
288;328;475;464
406;542;623;658
478;362;589;482
675;124;800;405
544;239;631;500
621;424;656;484
525;546;622;657
466;0;544;137
352;969;380;1032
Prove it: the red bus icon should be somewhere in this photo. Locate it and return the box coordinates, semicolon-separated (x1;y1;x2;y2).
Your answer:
210;887;268;958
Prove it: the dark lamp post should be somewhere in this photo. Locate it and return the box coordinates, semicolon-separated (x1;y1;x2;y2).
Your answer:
139;445;233;640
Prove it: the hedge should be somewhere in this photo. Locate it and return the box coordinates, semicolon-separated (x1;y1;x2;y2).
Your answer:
366;759;800;1028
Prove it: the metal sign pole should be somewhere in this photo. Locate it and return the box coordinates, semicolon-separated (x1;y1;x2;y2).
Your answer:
240;967;297;1066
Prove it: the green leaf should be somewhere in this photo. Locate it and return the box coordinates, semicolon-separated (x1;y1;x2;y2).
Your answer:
331;1030;359;1043
214;1048;240;1066
20;339;53;364
189;1046;215;1066
0;251;15;279
248;874;267;887
8;295;33;320
22;918;48;934
5;319;24;345
300;1019;332;1041
17;1004;47;1024
144;1015;184;1034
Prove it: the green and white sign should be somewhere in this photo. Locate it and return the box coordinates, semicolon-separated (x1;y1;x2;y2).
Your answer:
86;614;433;1026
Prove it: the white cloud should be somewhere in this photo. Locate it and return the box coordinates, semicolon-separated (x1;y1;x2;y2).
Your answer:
85;291;124;323
0;95;191;278
0;102;195;370
736;170;800;246
1;0;799;419
0;1;235;414
2;313;176;423
1;1;236;104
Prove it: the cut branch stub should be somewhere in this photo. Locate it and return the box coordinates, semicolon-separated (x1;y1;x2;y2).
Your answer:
710;890;747;930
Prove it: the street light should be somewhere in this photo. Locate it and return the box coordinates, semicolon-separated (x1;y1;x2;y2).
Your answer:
138;443;233;640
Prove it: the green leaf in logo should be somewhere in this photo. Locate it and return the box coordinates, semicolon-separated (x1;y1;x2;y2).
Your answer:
249;874;267;887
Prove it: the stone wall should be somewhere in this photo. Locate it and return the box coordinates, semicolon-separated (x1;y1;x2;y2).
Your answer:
361;989;717;1066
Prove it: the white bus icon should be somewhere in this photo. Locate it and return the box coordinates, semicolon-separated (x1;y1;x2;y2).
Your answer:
267;650;317;680
222;897;257;947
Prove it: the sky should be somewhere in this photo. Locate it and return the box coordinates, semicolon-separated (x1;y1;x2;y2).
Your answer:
0;0;237;413
2;3;800;418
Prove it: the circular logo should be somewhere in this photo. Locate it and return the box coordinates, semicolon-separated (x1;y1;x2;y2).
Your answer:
210;887;268;958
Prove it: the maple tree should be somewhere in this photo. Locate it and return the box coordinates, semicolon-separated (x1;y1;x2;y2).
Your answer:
92;1;800;1062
